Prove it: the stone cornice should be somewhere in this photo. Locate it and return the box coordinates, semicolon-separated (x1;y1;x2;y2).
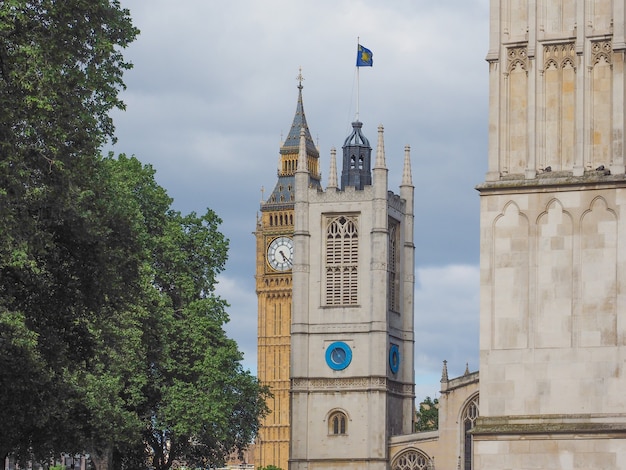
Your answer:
291;376;414;396
476;172;626;195
473;414;626;437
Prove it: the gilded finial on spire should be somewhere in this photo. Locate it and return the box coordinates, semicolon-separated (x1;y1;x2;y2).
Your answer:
297;66;304;90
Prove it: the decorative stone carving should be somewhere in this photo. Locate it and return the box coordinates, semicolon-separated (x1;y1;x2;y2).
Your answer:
544;42;576;70
292;376;387;390
591;40;612;66
507;46;529;73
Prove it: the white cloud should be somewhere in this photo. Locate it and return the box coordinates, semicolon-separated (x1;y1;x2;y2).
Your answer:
414;264;480;394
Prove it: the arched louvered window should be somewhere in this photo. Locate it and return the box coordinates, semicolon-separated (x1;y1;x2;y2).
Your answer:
391;449;433;470
325;215;358;305
388;218;400;312
462;394;479;470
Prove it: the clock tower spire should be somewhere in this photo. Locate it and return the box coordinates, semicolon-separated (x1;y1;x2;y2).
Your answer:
254;73;320;470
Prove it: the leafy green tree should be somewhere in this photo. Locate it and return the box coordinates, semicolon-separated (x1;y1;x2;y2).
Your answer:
135;205;270;470
0;150;150;464
0;0;138;462
80;155;269;470
415;396;439;432
0;0;138;163
0;2;269;468
0;153;149;463
77;154;172;469
258;466;284;470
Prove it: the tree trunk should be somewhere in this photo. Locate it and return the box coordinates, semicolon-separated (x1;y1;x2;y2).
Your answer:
88;445;112;470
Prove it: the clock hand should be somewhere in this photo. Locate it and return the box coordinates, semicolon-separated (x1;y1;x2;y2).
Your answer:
280;251;293;265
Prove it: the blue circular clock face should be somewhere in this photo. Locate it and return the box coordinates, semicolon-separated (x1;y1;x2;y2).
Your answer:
325;342;352;370
389;344;400;374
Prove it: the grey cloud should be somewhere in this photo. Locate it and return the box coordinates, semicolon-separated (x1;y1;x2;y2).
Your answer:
110;0;488;390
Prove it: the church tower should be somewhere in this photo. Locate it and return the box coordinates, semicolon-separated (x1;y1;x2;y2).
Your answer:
255;75;321;470
475;1;626;468
290;120;415;470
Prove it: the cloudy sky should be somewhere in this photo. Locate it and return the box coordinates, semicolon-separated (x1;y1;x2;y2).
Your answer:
108;0;489;400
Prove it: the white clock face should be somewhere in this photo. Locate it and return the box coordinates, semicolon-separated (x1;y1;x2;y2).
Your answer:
267;237;294;271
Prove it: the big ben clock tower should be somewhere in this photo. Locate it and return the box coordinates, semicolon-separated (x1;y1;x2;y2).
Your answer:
255;73;321;470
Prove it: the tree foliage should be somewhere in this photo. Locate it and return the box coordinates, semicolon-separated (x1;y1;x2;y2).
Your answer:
0;0;137;162
0;0;139;461
0;2;269;469
95;156;270;470
119;164;271;470
415;396;439;432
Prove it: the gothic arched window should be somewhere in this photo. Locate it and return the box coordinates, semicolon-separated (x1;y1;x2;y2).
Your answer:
391;449;433;470
388;218;400;312
461;394;479;470
325;215;359;305
328;411;347;435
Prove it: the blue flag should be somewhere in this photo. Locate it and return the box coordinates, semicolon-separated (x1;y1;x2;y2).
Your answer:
356;44;373;67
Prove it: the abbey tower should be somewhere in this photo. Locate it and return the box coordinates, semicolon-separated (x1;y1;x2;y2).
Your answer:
474;1;626;467
288;120;415;469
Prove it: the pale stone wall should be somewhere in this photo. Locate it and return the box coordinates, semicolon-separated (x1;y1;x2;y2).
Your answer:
477;2;626;465
437;373;480;470
485;0;626;181
476;178;626;467
474;435;626;469
479;182;626;418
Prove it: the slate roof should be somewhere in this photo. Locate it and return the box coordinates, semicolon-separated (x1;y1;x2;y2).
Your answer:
263;83;321;210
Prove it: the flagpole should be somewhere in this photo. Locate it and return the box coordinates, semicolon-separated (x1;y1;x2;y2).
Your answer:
356;66;360;122
356;37;360;122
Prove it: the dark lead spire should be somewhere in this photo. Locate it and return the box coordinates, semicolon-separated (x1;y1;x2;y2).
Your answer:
263;70;320;210
281;68;319;158
341;120;372;190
